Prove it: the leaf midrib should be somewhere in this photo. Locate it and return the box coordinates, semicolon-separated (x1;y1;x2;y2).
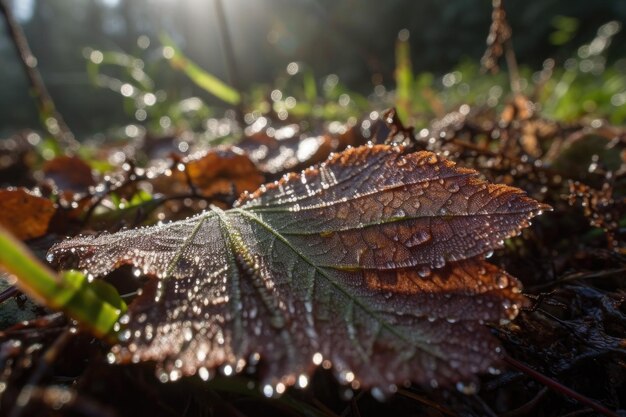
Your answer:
233;207;446;361
278;209;534;236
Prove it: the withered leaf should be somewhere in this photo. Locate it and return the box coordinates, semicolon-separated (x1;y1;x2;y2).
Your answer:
0;188;55;240
184;148;264;198
150;147;264;200
239;122;364;176
43;156;95;193
49;145;547;393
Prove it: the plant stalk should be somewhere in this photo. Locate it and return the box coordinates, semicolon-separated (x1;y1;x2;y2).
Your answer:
0;0;78;151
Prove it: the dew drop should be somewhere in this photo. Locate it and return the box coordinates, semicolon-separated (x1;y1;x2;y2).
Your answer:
46;253;54;263
496;275;509;289
262;384;274;398
487;366;501;375
169;369;181;382
485;250;494;259
371;387;387;401
506;303;520;319
275;382;286;395
119;329;131;342
298;374;309;388
132;267;142;277
417;265;432;278
312;352;323;365
249;352;261;365
433;256;446;269
446;182;460;193
106;352;116;364
339;370;355;384
406;230;432;247
456;381;478;395
198;367;210;381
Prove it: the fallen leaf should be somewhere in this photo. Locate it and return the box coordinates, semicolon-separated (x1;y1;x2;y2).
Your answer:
0;188;55;240
184;147;264;198
49;144;547;393
239;121;365;176
149;147;264;200
239;125;333;175
43;156;95;193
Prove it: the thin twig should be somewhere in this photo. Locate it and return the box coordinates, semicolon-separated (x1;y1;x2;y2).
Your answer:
0;285;19;303
396;388;458;416
504;38;521;95
499;387;549;417
0;0;78;152
503;356;621;417
529;267;626;292
8;326;76;417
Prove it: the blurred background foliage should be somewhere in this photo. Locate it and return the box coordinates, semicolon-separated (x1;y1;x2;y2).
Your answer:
0;0;625;138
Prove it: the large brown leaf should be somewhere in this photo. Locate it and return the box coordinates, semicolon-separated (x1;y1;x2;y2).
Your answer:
49;144;547;394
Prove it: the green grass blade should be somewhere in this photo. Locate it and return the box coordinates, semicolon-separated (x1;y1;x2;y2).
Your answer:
0;227;126;338
160;34;240;105
394;34;413;123
303;70;318;104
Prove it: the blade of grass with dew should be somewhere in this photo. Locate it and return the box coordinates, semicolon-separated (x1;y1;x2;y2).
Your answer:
395;33;413;124
160;34;240;105
303;70;318;104
0;226;126;338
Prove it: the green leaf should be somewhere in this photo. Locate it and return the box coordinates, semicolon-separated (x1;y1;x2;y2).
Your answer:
160;34;240;105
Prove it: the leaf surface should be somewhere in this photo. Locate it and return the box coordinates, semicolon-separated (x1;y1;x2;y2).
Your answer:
49;144;547;392
0;188;55;240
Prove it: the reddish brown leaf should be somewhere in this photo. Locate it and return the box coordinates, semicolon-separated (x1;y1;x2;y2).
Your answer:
0;188;55;240
49;144;547;394
150;147;264;200
43;156;95;193
184;147;264;198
